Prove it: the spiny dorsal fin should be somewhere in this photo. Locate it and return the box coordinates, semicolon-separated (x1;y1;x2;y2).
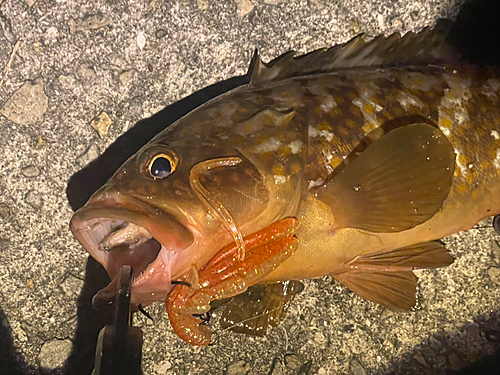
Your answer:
249;19;460;85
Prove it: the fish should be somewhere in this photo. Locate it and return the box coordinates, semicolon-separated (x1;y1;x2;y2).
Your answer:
70;19;500;345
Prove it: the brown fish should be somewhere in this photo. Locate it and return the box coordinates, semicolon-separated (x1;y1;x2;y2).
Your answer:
70;20;500;345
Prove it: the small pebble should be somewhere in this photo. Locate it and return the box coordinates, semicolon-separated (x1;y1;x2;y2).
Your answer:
284;354;302;371
39;339;72;371
137;31;146;50
90;112;112;139
77;143;100;166
349;18;360;35
155;28;167;39
21;165;40;178
33;41;42;52
25;190;43;209
236;0;254;18
0;14;17;44
197;0;209;10
391;18;404;30
58;74;77;90
1;79;48;125
225;360;250;375
68;14;110;34
60;274;84;297
0;203;10;219
380;308;395;320
153;360;172;374
349;357;367;375
76;64;96;85
119;69;136;86
487;267;500;285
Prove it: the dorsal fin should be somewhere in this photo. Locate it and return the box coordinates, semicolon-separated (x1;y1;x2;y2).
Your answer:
249;19;461;85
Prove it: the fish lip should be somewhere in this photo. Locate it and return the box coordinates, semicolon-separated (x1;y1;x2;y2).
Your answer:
70;192;194;252
69;192;194;305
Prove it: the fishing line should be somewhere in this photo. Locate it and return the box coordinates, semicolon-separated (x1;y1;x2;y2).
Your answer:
171;280;191;287
189;157;246;261
137;304;154;322
471;215;500;235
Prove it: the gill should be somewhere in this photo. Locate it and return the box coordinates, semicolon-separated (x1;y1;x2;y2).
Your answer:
189;157;246;261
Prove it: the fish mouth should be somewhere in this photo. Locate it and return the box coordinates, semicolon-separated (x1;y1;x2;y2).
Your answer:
70;193;194;307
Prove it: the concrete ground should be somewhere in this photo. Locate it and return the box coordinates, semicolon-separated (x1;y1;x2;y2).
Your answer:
0;0;499;374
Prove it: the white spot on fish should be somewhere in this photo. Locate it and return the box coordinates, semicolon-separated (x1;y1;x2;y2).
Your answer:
492;130;500;140
254;137;281;153
443;73;471;127
308;126;334;142
321;150;336;174
494;149;500;170
308;178;324;189
456;151;469;176
319;96;337;113
401;71;439;91
273;175;287;185
289;140;303;154
397;93;424;110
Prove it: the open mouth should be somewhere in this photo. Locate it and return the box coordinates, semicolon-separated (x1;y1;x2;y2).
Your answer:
70;197;195;307
78;218;163;282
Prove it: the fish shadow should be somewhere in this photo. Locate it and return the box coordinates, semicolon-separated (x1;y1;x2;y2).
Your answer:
0;304;31;375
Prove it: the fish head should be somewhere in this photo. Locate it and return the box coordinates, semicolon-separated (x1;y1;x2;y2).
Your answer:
69;109;290;308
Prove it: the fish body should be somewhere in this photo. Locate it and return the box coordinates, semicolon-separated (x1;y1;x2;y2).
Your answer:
70;21;500;315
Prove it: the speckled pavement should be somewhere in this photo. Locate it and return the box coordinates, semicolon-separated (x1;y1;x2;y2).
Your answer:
0;0;500;374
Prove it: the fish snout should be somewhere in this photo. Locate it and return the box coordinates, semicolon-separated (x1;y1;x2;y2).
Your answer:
69;190;192;307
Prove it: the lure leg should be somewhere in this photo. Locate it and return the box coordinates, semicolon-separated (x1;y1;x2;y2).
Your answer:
166;217;298;346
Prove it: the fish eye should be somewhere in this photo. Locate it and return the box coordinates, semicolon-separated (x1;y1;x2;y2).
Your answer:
148;154;177;179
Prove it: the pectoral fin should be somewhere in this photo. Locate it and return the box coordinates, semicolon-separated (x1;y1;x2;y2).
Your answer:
317;123;455;232
332;241;454;311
